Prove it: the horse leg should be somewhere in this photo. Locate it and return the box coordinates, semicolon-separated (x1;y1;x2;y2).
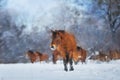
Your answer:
69;52;74;71
74;60;79;65
69;58;74;71
74;58;80;65
63;59;68;71
63;53;69;71
31;60;34;63
31;59;34;63
74;61;78;65
83;60;86;64
82;59;86;64
52;55;57;64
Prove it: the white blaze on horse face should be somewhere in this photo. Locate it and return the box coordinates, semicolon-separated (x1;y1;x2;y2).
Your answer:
50;44;56;51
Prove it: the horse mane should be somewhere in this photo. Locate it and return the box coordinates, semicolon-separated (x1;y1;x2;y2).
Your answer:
35;51;42;56
77;46;82;50
56;30;65;33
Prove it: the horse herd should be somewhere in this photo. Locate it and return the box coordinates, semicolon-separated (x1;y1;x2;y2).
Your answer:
89;50;120;62
25;30;120;71
26;50;49;63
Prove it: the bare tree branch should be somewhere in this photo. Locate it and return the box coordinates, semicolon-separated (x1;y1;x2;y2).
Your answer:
112;16;120;32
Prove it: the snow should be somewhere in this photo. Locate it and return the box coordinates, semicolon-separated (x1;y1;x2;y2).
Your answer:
0;1;120;79
0;60;120;80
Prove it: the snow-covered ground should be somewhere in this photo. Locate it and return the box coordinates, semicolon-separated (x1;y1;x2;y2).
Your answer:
0;60;120;80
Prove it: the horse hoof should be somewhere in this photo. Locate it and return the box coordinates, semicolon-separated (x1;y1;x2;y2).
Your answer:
69;68;74;71
64;68;68;71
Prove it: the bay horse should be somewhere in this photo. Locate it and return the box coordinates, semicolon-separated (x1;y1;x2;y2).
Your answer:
34;51;49;62
26;50;39;63
74;46;87;64
50;30;77;71
109;50;120;60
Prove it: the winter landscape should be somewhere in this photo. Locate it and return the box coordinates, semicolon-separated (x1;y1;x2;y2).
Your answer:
0;0;120;80
0;60;120;80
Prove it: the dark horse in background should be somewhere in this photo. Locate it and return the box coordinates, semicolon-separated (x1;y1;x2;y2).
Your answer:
50;30;77;71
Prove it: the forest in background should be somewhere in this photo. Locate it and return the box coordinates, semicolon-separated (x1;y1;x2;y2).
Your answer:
0;0;120;63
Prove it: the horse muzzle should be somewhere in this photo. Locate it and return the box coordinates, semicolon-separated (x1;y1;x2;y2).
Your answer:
50;45;56;51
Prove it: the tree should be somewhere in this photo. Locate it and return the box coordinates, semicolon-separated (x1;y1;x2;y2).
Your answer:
98;0;120;33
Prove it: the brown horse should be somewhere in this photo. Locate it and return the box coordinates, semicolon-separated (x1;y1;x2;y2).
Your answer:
34;51;49;62
52;50;62;64
109;50;120;60
89;51;110;62
50;30;77;71
74;46;87;64
26;50;39;63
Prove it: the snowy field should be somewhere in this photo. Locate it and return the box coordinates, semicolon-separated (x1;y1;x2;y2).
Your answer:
0;60;120;80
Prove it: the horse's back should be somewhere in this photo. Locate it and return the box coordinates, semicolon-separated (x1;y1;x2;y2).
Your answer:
41;53;49;61
109;50;120;60
26;50;37;63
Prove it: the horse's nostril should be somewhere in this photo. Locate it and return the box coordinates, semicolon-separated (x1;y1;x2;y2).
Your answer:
51;46;54;48
50;45;56;50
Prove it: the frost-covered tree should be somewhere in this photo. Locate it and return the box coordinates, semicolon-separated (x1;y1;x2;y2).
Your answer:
97;0;120;33
0;0;120;63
